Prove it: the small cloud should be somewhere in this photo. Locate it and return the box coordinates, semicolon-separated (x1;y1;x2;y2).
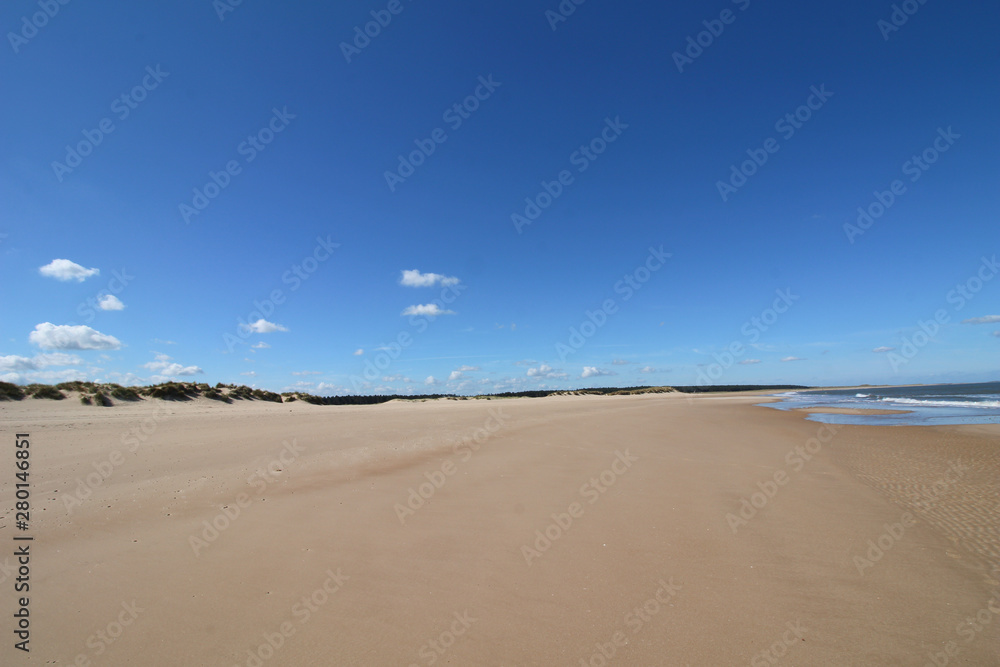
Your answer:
527;364;567;379
382;374;411;383
961;315;1000;325
252;342;270;349
401;304;455;317
153;338;176;345
98;294;125;311
780;356;804;362
241;371;257;377
448;370;464;381
291;371;321;376
611;359;629;366
143;354;203;377
400;270;459;288
29;323;121;350
0;353;83;372
456;365;480;372
581;367;615;378
244;319;288;334
510;323;516;331
738;359;761;365
353;348;364;356
424;376;439;386
639;366;658;373
872;346;895;353
39;259;99;282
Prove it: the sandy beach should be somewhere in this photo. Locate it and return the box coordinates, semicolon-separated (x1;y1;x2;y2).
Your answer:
1;392;998;666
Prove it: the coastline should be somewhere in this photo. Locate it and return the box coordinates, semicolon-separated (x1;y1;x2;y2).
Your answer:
1;392;997;665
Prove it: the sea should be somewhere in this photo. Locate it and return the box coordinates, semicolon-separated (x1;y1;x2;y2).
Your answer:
762;381;1000;426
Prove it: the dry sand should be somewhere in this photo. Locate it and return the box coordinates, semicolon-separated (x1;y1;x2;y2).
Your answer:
1;392;998;666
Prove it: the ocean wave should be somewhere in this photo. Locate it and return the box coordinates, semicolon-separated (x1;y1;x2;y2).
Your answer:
855;393;870;398
876;397;1000;409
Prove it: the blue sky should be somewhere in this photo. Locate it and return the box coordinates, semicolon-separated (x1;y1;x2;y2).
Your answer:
1;0;998;395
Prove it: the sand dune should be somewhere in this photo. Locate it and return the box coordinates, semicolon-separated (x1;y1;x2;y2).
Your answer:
1;393;997;665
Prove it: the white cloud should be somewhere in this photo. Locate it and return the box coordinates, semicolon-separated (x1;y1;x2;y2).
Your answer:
526;364;567;379
382;375;412;383
780;356;804;362
611;359;629;366
961;315;1000;325
252;342;270;349
872;346;895;353
738;359;761;365
244;319;288;333
143;354;203;377
4;367;90;384
400;270;459;288
0;355;38;373
29;323;121;350
0;353;83;372
401;304;455;317
581;367;615;378
353;348;364;356
639;366;659;373
98;294;125;311
291;371;321;376
241;371;257;377
39;259;99;282
424;376;439;386
456;365;480;372
448;370;464;381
